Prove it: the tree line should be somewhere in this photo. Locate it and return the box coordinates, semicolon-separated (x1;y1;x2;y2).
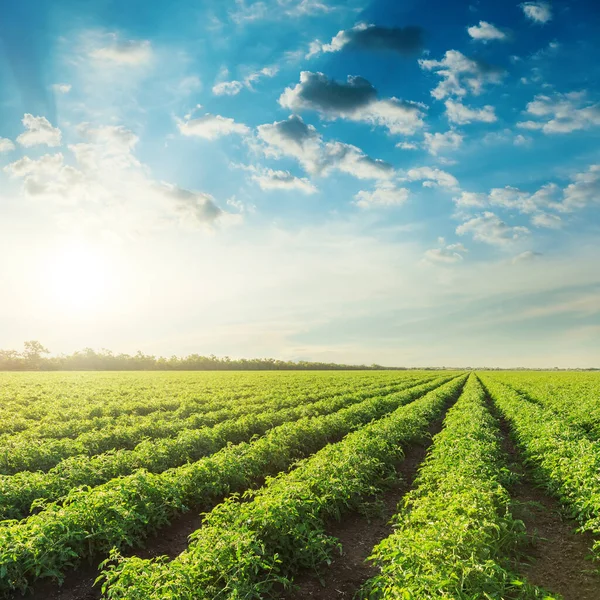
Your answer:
0;341;402;371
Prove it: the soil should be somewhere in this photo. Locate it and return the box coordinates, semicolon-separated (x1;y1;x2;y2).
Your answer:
490;393;600;600
279;420;443;600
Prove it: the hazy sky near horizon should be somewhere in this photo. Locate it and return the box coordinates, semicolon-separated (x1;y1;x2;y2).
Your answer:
0;0;599;367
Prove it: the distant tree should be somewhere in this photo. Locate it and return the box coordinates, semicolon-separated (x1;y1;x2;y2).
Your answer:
22;340;50;369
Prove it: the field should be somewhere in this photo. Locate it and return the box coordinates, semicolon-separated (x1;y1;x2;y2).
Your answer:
0;370;599;599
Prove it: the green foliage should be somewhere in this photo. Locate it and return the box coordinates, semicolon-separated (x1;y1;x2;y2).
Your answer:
360;375;556;599
482;375;600;566
0;375;434;519
97;376;467;599
0;374;459;596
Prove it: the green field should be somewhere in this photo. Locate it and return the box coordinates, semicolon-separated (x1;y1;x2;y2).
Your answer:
1;370;600;599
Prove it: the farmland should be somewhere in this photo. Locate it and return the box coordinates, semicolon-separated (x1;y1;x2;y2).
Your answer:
0;371;599;599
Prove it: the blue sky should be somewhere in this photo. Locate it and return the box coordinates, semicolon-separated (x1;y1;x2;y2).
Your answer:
0;0;598;367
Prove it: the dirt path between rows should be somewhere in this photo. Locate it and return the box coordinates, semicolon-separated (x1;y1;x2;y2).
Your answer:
488;393;600;600
278;419;443;600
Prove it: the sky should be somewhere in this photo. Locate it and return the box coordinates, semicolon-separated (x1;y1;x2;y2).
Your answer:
0;0;599;368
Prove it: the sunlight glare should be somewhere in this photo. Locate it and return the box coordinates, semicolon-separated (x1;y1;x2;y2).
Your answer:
43;241;116;316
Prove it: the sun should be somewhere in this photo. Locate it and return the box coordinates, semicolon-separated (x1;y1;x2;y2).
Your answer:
44;241;116;316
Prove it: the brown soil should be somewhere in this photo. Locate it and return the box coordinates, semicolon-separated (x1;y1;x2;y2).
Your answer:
492;399;600;600
279;420;442;600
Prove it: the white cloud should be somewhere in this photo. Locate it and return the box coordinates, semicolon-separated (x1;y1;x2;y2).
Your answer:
213;66;278;96
423;130;463;155
279;0;335;16
419;50;504;100
212;81;245;96
230;0;331;23
467;21;507;42
5;123;231;233
424;240;468;264
16;114;62;148
531;212;562;229
256;115;323;173
444;99;497;124
177;114;250;140
453;191;486;208
153;183;224;226
324;142;394;180
517;91;600;134
354;182;409;208
250;167;317;193
89;35;152;65
520;1;552;24
560;164;600;212
513;134;531;146
407;166;459;189
396;141;418;150
456;212;530;246
279;71;426;135
52;83;72;94
256;115;394;180
0;138;15;153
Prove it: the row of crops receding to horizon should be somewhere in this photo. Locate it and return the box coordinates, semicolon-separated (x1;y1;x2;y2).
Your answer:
0;369;599;599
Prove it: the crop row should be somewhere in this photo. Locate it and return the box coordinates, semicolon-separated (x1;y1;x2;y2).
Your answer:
0;375;430;475
0;375;463;595
0;371;410;437
489;372;600;441
482;376;600;563
0;375;434;520
0;372;412;441
361;375;551;599
96;375;467;599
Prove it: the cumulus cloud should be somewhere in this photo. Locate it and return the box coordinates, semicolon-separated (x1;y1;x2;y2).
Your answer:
520;1;552;24
256;114;394;180
153;182;224;226
419;50;504;100
316;23;425;57
457;212;530;246
256;114;323;173
531;212;562;228
560;164;600;212
16;114;62;147
396;141;418;150
279;71;426;135
423;239;468;264
230;0;331;24
0;138;15;153
89;35;152;65
4;153;93;205
453;191;487;208
454;164;598;226
517;91;600;134
70;123;141;171
213;66;278;96
467;21;507;42
52;83;72;93
353;182;409;208
212;81;244;96
177;113;250;140
423;130;463;155
324;142;394;179
488;183;560;214
407;166;459;189
5;123;230;232
444;99;497;124
249;167;317;193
